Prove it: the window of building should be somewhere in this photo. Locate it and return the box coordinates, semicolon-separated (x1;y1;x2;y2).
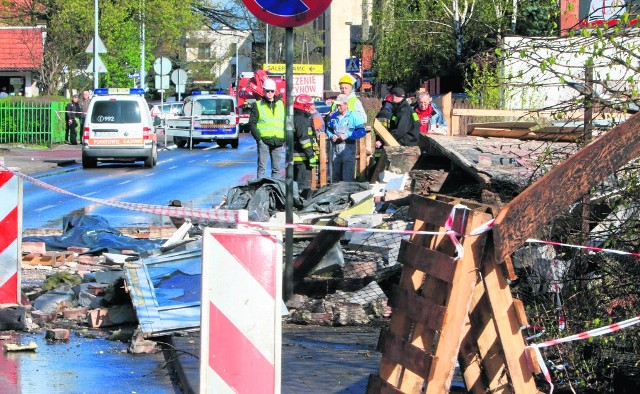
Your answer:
198;43;211;59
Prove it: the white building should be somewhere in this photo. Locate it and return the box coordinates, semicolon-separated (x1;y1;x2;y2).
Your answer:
185;28;253;90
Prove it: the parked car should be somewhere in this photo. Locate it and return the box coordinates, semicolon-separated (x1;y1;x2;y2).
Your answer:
82;88;157;168
148;101;184;127
313;100;331;117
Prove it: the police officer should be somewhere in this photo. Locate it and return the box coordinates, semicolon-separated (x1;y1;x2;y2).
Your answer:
65;94;82;145
292;94;319;198
249;78;285;179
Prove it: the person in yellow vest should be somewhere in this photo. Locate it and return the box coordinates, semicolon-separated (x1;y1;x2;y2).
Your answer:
332;75;367;124
249;78;285;179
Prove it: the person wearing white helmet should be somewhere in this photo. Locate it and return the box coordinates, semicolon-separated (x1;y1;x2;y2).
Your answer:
249;78;285;179
331;74;367;124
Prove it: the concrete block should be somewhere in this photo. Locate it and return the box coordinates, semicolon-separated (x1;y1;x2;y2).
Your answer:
88;304;137;328
87;283;109;296
31;309;56;325
94;270;124;284
45;328;70;341
129;332;158;354
350;189;373;206
67;246;90;254
33;292;75;315
22;241;46;255
62;307;88;320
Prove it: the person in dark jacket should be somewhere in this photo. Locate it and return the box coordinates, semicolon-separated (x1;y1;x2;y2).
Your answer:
65;94;82;145
292;94;318;198
388;87;420;146
248;78;285;179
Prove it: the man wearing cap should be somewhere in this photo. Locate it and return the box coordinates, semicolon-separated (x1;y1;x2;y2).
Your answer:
332;75;367;124
388;87;420;146
249;78;285;179
326;94;367;182
65;94;82;145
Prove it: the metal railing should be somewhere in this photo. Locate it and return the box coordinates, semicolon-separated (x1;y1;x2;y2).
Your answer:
0;99;66;146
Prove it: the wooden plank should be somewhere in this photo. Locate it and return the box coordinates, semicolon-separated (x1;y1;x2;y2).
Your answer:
468;127;536;139
373;119;400;146
467;121;538;134
389;285;446;332
479;238;538;393
453;108;555;117
318;132;327;187
493;112;640;262
512;299;529;327
399;241;457;283
366;374;405;394
423;209;493;394
441;92;452;135
377;329;433;380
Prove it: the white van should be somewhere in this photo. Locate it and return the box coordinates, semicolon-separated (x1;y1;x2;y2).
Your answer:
82;88;158;168
165;93;240;148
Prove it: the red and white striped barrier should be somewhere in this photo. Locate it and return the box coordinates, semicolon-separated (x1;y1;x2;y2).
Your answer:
529;315;640;393
200;228;282;393
0;170;21;304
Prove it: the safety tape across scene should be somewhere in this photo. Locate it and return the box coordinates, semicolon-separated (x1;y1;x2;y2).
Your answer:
3;163;639;260
0;164;241;223
529;315;640;393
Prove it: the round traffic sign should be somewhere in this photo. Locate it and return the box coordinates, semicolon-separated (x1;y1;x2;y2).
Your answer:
153;57;172;75
171;69;188;85
242;0;332;28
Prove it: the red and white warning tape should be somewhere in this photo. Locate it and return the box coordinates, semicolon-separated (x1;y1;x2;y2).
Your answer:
529;315;640;393
4;163;639;260
0;164;243;223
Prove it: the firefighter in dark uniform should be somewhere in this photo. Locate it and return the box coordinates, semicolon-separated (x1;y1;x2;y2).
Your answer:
292;94;318;198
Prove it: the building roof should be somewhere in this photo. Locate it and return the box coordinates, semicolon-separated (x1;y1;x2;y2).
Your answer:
0;27;44;70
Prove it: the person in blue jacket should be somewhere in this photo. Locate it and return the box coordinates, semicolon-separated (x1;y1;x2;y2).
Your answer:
326;94;366;182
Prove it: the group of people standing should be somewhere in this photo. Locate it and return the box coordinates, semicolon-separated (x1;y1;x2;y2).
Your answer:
65;91;91;145
376;88;447;148
248;74;448;196
248;74;368;196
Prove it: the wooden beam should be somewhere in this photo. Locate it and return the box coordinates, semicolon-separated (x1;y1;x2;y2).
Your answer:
441;92;452;135
373;119;400;146
493;112;640;262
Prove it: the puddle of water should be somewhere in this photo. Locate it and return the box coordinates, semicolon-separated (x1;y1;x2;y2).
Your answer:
0;331;178;394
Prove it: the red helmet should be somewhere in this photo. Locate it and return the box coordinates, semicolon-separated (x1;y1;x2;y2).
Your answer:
294;94;313;111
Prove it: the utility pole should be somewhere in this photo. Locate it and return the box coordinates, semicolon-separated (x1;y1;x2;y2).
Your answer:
93;0;98;90
140;0;146;90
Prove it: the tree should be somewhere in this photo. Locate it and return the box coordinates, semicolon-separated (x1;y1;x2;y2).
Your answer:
0;0;202;94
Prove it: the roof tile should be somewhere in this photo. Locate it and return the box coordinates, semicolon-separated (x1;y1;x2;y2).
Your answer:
0;27;44;70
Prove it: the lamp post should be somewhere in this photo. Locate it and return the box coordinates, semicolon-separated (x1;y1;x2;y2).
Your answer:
93;0;98;90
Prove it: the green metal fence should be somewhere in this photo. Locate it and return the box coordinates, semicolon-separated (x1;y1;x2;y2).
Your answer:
0;100;66;147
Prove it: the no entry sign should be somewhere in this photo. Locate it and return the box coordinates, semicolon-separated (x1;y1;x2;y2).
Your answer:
242;0;332;28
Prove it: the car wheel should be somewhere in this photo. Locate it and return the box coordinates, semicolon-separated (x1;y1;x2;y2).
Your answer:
230;138;239;149
82;153;97;168
174;137;187;148
144;144;157;168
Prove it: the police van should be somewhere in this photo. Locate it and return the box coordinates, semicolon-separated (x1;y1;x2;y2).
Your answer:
165;92;239;149
81;88;158;168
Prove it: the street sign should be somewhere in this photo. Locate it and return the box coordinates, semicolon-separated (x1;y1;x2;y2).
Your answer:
171;69;188;85
153;57;172;76
291;74;324;97
345;58;360;73
86;54;107;73
263;63;323;74
127;72;140;79
85;36;107;54
155;75;170;90
242;0;332;28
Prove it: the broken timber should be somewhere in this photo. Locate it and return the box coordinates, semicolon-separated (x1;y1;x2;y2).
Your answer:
493;111;640;262
367;194;539;393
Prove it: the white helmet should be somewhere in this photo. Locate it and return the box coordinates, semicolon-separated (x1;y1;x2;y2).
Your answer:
263;79;276;91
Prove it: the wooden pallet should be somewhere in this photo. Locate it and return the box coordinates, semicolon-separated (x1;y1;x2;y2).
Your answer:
367;194;538;393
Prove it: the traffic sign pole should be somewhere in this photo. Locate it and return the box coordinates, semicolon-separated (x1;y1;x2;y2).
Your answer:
284;27;294;301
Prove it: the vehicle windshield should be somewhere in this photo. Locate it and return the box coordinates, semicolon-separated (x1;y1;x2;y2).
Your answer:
188;98;234;116
92;101;141;123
